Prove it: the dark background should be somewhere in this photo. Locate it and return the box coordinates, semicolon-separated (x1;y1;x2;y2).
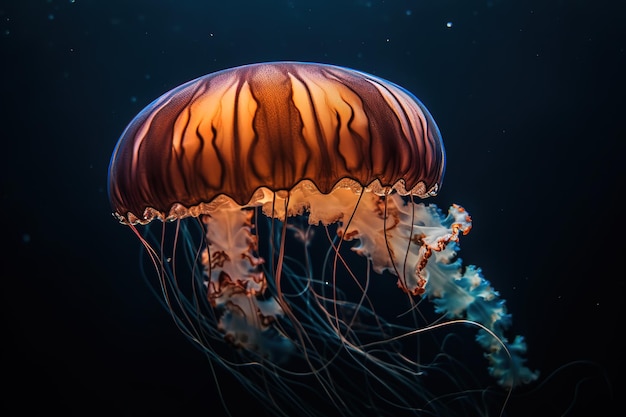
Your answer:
2;1;624;416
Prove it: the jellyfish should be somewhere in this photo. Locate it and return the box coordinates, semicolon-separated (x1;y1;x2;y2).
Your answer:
108;62;538;416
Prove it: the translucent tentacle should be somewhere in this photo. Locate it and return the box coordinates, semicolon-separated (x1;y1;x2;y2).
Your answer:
201;205;293;360
332;192;538;387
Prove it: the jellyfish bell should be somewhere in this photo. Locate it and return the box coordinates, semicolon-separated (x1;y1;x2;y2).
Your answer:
108;62;537;416
108;61;445;223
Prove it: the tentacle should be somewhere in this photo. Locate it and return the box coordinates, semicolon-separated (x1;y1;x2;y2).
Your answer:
201;205;293;361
